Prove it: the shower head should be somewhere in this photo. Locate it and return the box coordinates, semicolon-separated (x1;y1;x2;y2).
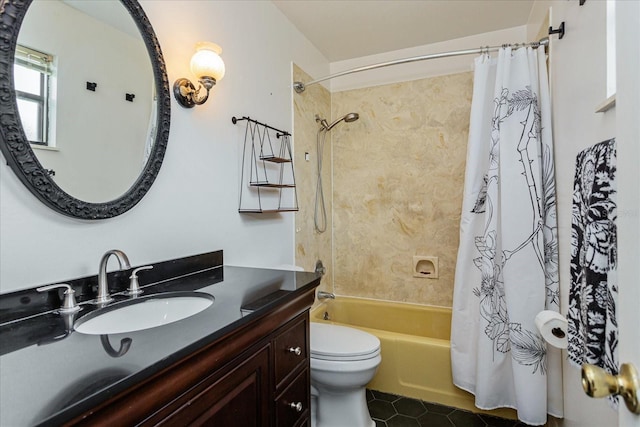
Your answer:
343;112;360;122
326;112;359;131
317;112;359;131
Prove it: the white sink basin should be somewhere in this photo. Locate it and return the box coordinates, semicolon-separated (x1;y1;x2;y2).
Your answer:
74;292;214;335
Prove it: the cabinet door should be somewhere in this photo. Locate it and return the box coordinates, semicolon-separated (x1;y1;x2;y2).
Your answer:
156;346;270;427
274;316;308;389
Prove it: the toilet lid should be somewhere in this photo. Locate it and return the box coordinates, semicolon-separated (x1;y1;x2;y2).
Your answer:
311;323;380;361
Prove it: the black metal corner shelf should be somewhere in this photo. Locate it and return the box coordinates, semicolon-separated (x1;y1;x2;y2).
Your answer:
238;208;299;214
249;182;296;188
259;155;291;164
233;116;299;213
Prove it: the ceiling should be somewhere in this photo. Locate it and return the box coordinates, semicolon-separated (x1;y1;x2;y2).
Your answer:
272;0;536;62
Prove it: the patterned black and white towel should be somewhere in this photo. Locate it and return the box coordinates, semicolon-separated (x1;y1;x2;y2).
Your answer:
567;138;618;379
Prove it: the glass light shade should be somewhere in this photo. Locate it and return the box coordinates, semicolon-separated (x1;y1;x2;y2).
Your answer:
190;42;225;82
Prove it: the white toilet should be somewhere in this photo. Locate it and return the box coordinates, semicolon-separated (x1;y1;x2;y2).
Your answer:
310;322;381;427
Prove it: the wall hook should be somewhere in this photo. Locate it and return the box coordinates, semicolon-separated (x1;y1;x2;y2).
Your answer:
548;22;565;40
86;81;97;91
125;93;135;102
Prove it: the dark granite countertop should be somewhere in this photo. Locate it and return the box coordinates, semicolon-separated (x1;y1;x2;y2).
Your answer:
0;251;321;426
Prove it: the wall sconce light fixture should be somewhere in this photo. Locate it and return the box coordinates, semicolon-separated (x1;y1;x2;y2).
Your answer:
173;42;225;108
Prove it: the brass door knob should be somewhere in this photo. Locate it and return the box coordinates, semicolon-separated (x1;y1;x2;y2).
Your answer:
581;363;640;414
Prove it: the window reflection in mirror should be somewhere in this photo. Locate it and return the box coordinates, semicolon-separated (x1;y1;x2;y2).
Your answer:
14;45;53;146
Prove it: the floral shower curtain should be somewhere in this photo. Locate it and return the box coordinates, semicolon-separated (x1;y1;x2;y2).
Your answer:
450;47;563;425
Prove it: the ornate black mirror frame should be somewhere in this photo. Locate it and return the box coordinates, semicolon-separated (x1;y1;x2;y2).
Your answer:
0;0;171;220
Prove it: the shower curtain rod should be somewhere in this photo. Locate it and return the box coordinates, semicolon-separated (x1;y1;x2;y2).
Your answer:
293;37;550;93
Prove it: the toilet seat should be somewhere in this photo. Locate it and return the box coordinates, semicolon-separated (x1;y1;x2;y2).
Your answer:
311;323;380;361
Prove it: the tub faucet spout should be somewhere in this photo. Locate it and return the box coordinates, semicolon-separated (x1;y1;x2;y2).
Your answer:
96;249;131;305
317;291;335;300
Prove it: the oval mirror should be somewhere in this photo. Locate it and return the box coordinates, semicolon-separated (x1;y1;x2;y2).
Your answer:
0;0;170;219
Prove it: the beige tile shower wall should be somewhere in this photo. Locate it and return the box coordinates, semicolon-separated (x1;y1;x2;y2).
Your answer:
293;64;333;294
331;72;473;307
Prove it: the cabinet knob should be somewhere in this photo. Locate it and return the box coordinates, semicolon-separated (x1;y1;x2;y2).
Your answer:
288;346;302;356
289;401;303;412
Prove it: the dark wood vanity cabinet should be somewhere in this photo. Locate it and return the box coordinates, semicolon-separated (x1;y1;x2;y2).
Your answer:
65;288;315;427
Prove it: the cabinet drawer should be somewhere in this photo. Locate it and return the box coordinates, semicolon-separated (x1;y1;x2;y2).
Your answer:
275;368;309;427
274;316;308;387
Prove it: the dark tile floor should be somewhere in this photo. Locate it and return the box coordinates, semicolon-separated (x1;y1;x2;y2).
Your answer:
366;389;534;427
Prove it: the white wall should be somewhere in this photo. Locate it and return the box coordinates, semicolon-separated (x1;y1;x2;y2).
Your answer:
327;25;527;92
0;0;329;293
527;2;618;427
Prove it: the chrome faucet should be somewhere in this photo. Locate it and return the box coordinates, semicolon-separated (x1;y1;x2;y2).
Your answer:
96;249;131;304
317;291;335;300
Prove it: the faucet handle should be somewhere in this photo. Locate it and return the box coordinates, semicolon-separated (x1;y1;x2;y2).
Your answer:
127;265;153;296
37;284;81;314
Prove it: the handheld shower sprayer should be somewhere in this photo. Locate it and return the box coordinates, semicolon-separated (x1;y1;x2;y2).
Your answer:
316;112;359;132
314;112;359;233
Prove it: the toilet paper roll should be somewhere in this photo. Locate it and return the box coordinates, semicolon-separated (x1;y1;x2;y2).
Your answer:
535;310;568;349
